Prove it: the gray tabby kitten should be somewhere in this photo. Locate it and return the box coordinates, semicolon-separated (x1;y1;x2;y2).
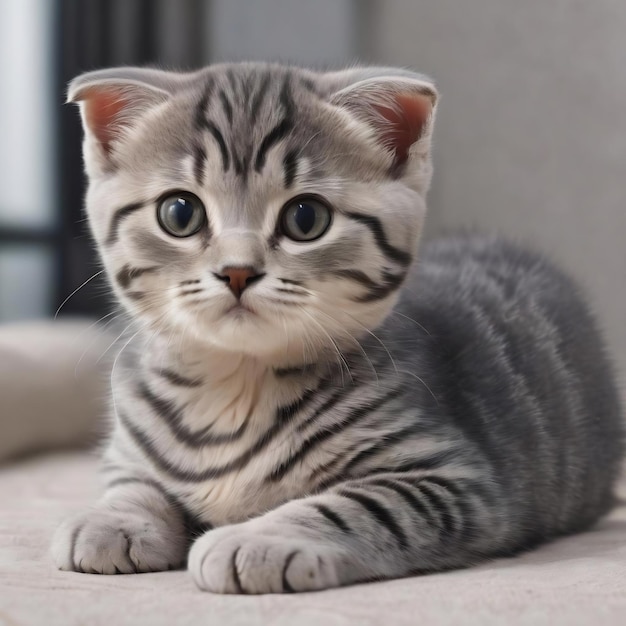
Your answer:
52;62;623;593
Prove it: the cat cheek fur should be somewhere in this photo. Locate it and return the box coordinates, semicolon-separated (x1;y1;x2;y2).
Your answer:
51;63;623;594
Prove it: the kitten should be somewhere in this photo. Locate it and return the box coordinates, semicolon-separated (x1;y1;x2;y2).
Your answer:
52;63;624;593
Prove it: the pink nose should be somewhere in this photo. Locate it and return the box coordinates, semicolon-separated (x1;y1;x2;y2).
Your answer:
214;266;264;298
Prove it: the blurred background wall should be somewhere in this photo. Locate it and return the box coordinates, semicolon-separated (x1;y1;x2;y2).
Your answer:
0;0;624;380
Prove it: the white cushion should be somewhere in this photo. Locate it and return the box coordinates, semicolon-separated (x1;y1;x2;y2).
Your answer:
0;319;113;462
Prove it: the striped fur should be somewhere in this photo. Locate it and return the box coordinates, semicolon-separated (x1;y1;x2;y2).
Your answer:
52;63;623;593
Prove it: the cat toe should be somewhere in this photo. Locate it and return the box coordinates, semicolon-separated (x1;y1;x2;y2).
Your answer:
189;524;341;594
52;509;186;574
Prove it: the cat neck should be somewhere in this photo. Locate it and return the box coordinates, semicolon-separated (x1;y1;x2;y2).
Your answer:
136;332;334;433
151;336;316;381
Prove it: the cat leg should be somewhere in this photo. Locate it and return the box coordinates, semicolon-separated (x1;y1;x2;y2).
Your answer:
189;473;498;593
52;478;189;574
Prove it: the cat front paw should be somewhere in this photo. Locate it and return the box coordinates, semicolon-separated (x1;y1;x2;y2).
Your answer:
52;508;187;574
188;522;344;594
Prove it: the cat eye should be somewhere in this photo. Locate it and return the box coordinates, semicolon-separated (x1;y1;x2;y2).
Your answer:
279;196;332;242
157;192;206;238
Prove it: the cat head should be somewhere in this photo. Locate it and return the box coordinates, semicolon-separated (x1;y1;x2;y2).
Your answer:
69;63;437;363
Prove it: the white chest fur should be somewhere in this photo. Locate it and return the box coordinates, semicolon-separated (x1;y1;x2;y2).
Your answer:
112;343;316;526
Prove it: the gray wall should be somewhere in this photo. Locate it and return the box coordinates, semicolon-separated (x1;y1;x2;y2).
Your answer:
371;0;626;382
208;0;357;65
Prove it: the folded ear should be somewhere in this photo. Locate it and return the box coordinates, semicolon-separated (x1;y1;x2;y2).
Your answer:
329;70;437;174
67;67;181;167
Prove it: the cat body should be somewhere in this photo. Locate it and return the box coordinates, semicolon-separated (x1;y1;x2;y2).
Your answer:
52;63;623;593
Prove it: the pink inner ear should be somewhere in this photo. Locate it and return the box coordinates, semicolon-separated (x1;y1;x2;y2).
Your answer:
373;93;432;167
82;87;131;154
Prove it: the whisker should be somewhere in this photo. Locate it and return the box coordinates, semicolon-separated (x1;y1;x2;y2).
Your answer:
336;308;399;376
389;310;431;335
110;326;150;423
396;369;439;407
73;309;119;344
74;310;124;378
295;130;323;158
96;321;138;365
54;270;105;319
311;307;380;386
297;306;354;386
139;309;174;382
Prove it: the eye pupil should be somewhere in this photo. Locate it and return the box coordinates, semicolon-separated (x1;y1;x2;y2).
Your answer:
294;203;316;234
169;199;193;229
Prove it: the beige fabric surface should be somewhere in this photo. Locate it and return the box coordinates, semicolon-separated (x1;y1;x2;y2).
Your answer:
0;320;113;462
0;451;625;626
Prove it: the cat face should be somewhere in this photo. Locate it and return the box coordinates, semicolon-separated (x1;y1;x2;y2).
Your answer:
71;64;437;361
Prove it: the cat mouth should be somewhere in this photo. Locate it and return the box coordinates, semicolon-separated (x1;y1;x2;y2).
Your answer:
224;302;256;317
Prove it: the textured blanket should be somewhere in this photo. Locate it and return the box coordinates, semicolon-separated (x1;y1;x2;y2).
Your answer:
0;452;625;626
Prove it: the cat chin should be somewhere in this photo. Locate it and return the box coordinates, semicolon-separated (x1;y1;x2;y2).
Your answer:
181;315;303;360
181;316;355;365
